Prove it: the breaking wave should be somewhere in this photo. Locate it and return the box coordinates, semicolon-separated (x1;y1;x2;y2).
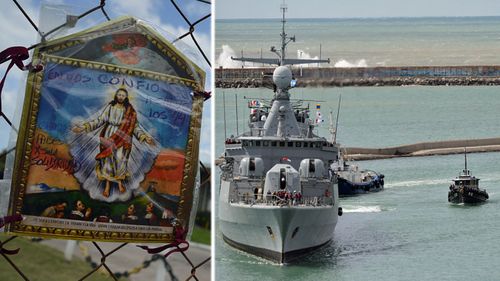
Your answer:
216;45;244;68
334;59;368;67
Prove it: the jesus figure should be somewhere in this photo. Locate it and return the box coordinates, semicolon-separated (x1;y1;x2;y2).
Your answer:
71;88;158;201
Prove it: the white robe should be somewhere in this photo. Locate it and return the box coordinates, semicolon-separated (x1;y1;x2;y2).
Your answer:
69;103;159;202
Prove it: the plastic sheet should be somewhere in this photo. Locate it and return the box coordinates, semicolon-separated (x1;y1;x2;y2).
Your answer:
6;16;206;243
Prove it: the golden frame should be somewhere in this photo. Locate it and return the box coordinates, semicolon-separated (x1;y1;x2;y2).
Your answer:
6;17;205;243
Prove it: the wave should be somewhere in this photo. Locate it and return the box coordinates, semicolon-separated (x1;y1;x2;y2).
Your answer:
296;49;321;67
334;59;368;67
216;45;244;68
342;205;383;213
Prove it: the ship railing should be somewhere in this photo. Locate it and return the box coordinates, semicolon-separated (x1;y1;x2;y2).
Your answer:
230;194;334;207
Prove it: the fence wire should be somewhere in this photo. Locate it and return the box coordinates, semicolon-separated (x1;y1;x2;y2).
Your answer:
0;0;211;280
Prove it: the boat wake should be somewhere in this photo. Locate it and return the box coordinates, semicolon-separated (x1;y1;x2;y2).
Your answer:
342;205;385;213
384;178;449;188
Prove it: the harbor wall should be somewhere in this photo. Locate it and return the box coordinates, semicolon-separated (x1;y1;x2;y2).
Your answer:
215;66;500;87
344;137;500;160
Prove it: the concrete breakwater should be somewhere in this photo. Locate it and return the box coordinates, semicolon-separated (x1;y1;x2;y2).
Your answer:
214;138;500;165
345;137;500;161
216;66;500;87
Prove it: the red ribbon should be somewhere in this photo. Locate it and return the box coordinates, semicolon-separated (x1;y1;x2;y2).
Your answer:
0;214;23;255
0;214;23;228
0;46;42;118
137;227;189;258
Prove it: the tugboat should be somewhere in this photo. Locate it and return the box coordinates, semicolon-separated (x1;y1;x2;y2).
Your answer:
448;148;489;204
335;161;384;196
218;4;341;264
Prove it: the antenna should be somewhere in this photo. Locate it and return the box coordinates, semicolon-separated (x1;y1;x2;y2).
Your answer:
334;94;342;143
464;147;468;173
329;110;335;143
223;91;227;140
280;1;287;65
235;94;239;136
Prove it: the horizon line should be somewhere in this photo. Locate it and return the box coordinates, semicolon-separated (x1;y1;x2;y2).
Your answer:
216;15;500;21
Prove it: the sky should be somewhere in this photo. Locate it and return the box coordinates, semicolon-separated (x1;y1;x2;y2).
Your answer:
216;0;500;19
0;0;212;164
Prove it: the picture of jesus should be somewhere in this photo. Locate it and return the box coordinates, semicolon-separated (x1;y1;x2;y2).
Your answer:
70;88;160;202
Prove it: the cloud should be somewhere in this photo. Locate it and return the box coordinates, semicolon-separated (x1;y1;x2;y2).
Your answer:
0;1;39;150
109;0;211;71
184;1;211;19
109;0;161;23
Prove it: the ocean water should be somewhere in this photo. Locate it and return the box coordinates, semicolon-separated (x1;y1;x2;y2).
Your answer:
215;17;500;68
215;86;500;280
215;16;500;280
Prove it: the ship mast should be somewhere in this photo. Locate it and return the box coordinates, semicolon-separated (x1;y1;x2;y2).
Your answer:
231;2;330;66
274;2;295;66
464;147;468;175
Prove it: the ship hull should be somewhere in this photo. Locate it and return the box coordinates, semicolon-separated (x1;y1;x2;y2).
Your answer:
222;233;331;263
448;188;489;204
338;177;384;195
219;181;339;264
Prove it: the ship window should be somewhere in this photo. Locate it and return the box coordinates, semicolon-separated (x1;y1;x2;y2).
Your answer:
279;141;285;147
291;227;300;239
303;142;309;148
256;140;261;146
295;142;301;147
263;141;269;146
271;141;277;147
288;141;293;147
242;140;248;146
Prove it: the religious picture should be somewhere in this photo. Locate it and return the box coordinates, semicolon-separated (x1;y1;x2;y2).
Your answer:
7;17;205;243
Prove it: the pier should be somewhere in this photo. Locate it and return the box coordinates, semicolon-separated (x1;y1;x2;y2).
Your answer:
344;137;500;161
215;66;500;87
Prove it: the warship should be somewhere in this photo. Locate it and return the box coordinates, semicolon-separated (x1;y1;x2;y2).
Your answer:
218;4;342;264
448;148;488;204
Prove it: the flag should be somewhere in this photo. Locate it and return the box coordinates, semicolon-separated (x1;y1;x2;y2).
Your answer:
280;156;291;163
249;100;261;107
315;111;324;124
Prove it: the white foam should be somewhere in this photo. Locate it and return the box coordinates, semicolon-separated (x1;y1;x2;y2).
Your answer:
384;179;449;188
342;205;382;213
216;45;244;68
334;59;368;67
296;49;320;67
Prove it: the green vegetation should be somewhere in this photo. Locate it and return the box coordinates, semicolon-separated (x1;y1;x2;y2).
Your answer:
0;234;129;281
190;225;211;245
